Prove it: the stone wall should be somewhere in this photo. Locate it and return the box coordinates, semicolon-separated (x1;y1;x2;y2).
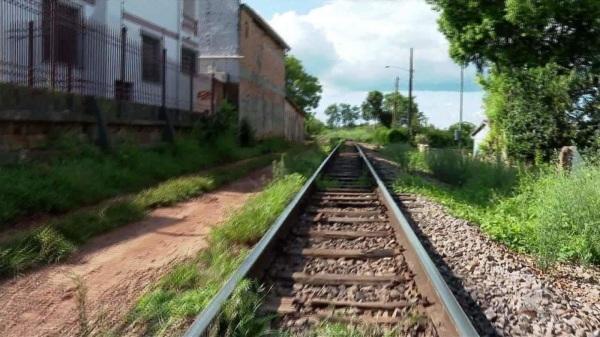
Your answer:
0;84;198;163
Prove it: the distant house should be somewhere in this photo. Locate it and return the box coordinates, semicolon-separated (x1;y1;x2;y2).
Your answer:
471;120;489;157
199;1;304;142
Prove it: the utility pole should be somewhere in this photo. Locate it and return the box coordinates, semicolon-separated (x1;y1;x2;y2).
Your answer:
459;64;464;148
408;48;414;138
394;76;399;127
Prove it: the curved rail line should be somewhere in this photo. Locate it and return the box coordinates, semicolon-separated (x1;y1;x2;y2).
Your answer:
183;142;478;337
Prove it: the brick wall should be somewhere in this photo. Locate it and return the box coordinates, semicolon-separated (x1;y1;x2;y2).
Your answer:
238;8;286;139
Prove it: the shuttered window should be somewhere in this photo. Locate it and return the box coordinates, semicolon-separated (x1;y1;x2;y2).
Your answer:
141;35;161;83
42;0;80;65
181;47;196;75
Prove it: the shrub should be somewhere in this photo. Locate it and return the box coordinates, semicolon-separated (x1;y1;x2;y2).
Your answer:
238;118;255;147
532;166;600;266
388;128;409;143
424;128;455;148
425;150;471;186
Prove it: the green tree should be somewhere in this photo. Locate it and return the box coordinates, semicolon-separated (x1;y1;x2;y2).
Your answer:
325;103;360;128
361;91;384;122
482;65;574;161
383;92;426;128
427;0;600;71
339;104;360;127
324;104;342;128
428;0;600;160
285;55;323;115
448;122;475;148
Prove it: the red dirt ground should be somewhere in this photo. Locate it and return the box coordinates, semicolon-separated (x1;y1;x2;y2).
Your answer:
0;166;272;337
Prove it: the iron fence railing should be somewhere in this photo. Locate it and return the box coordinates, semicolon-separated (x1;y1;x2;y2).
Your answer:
0;0;198;113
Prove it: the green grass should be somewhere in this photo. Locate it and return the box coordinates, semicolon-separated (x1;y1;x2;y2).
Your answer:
118;145;329;337
320;125;404;146
0;153;280;277
379;143;600;267
0;135;289;228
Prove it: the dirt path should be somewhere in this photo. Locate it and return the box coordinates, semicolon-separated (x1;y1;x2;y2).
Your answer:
0;166;272;337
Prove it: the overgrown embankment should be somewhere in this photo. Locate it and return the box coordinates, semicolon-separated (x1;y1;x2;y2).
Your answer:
0;136;287;229
378;143;600;267
0;151;283;277
117;145;329;337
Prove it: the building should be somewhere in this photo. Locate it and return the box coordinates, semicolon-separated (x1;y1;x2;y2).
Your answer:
199;1;299;141
284;98;305;143
0;0;205;156
1;0;203;111
0;0;305;160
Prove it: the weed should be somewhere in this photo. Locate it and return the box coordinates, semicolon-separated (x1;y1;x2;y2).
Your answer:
0;155;278;277
123;146;328;336
384;144;600;267
0;135;289;228
67;273;90;337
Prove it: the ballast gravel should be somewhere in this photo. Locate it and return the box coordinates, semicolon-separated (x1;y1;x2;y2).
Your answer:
368;150;600;337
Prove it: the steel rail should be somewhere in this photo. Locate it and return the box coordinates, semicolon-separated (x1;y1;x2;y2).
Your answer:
355;144;479;337
182;143;342;337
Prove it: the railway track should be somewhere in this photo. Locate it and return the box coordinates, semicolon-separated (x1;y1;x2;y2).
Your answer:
184;143;478;337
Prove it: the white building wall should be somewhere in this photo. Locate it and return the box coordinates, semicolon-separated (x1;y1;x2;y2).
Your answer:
472;125;489;157
197;0;240;83
1;0;202;111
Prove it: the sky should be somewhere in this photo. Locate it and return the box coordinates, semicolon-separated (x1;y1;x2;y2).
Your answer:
243;0;486;129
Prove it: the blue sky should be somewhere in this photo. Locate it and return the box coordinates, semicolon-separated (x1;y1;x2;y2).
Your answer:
243;0;485;128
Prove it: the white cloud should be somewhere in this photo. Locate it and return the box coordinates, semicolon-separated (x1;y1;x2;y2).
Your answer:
269;0;484;126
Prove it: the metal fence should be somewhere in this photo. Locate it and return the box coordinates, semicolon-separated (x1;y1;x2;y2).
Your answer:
0;0;197;112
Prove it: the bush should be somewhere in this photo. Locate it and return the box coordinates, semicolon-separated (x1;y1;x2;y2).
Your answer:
238;118;255;147
387;128;409;143
423;128;455;148
387;145;598;267
532;166;600;266
425;149;518;190
425;150;471;186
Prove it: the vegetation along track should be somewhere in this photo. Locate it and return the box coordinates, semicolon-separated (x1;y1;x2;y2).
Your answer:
183;143;478;337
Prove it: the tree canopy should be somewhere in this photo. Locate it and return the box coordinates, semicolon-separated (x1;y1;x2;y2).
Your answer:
427;0;600;72
428;0;600;160
361;91;384;122
383;92;426;128
285;56;323;116
325;103;360;128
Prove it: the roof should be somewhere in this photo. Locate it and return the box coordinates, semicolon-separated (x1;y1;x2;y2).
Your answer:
471;120;489;137
286;97;306;118
240;4;290;51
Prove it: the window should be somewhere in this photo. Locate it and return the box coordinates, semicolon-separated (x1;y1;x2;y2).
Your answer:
245;22;250;38
181;47;196;75
42;0;81;65
142;35;161;83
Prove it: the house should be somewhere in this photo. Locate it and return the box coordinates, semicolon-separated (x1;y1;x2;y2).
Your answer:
0;0;205;155
1;0;203;111
198;1;298;141
471;120;489;157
